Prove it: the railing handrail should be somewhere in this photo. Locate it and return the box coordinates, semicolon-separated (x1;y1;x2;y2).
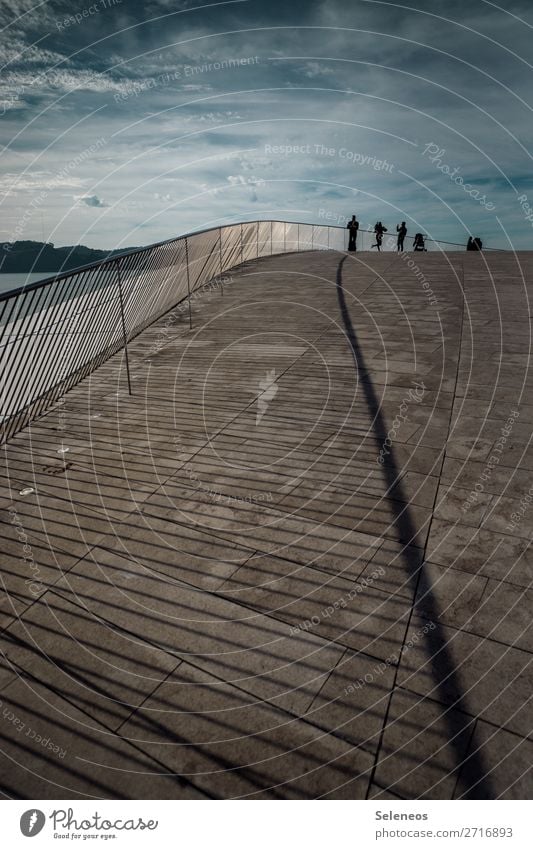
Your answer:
0;218;507;444
0;219;501;301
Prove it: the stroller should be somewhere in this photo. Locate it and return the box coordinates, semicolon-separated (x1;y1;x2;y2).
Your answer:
413;233;427;251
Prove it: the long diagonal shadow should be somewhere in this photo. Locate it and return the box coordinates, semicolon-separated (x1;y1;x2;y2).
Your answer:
336;255;492;799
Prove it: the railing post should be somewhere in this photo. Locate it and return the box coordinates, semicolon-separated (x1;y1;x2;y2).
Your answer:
311;225;314;250
284;221;286;253
218;227;223;296
116;258;132;396
240;223;244;264
256;220;259;257
185;237;193;330
327;226;330;249
297;223;300;252
270;220;273;255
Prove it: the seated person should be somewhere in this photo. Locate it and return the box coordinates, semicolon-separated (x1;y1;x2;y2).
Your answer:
413;233;427;251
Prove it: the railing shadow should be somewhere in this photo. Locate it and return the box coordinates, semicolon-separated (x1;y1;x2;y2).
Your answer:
335;254;492;799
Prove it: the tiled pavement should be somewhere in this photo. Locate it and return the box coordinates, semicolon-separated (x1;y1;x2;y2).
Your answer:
0;249;532;799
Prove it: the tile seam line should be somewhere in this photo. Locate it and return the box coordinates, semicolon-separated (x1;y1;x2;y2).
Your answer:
141;252;367;506
344;255;468;797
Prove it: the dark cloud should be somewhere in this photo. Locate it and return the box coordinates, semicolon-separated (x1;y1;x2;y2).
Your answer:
0;0;532;248
76;194;108;207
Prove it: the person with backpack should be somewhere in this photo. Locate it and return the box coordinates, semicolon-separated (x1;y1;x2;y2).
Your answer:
372;221;387;251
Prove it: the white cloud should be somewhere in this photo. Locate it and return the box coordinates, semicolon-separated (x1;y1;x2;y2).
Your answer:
301;61;336;79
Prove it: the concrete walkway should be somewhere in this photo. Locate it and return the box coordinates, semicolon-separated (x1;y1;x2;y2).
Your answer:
0;249;532;799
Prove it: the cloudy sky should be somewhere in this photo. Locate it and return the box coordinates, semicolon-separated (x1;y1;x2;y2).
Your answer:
1;0;532;249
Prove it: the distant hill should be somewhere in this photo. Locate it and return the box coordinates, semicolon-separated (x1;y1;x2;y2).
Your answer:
0;240;142;274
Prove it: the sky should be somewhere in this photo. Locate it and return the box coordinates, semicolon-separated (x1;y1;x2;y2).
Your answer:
1;0;533;250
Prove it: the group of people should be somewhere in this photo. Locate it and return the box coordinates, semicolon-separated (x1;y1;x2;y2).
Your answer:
346;216;426;252
346;215;482;252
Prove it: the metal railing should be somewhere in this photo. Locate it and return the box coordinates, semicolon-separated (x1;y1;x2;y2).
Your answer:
0;219;490;443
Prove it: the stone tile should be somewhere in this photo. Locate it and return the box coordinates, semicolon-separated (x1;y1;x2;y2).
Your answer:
103;511;254;591
398;618;532;738
445;436;494;462
390;443;444;476
0;652;18;691
441;456;530;500
414;562;488;630
142;490;381;578
482;493;533;540
0;492;117;561
53;547;344;715
278;480;432;547
5;431;172;499
494;441;533;473
451;399;492;426
426;518;533;587
0;673;205;799
0;525;83;628
467;580;533;653
385;471;439;509
373;688;476;799
367;783;404;799
0;589;18;631
434;485;493;527
455;722;533;799
408;425;452;450
306;649;395;753
220;553;411;661
119;661;374;799
19;463;157;521
490;401;533;422
1;591;179;730
168;458;298;504
363;538;423;600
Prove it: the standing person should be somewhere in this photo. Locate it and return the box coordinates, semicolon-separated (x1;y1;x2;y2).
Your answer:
372;221;387;251
346;215;359;251
396;221;407;251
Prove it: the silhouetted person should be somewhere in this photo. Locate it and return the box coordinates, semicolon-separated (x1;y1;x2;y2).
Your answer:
413;233;427;251
347;215;359;251
372;221;387;251
396;221;407;251
467;236;483;251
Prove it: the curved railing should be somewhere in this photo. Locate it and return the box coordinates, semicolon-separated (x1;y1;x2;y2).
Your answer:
0;219;495;442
